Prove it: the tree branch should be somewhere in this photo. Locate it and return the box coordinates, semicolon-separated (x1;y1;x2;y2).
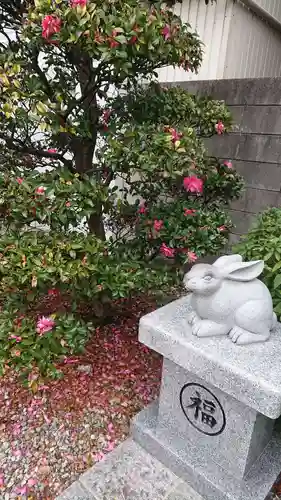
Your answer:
0;132;74;169
30;48;55;101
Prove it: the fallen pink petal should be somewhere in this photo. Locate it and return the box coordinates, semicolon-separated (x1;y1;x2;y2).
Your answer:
0;297;162;498
27;478;37;487
12;449;22;457
106;441;115;452
107;422;114;433
94;452;105;462
14;485;28;495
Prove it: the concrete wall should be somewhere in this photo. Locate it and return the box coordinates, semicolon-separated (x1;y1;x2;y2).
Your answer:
169;78;281;243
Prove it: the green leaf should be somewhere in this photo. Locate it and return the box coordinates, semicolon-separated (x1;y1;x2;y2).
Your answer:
274;302;281;314
273;274;281;289
272;261;281;273
264;252;273;261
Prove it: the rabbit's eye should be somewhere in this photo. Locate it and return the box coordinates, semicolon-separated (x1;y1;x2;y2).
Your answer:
204;275;212;282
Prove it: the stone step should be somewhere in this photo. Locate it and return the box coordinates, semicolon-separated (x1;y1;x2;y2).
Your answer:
56;438;202;500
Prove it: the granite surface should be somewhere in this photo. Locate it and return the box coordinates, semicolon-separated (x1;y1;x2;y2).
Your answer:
139;296;281;418
56;439;202;500
79;438;176;499
157;358;274;479
56;481;93;500
132;402;281;500
167;481;203;500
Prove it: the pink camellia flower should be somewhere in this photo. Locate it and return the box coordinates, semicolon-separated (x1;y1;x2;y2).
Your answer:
48;288;59;297
138;203;147;215
102;109;111;124
153;219;164;232
187;251;198;263
184;208;196;216
9;335;22;343
108;30;120;49
215;121;225;135
16;177;23;184
109;39;119;49
160;243;175;258
71;0;87;6
42;15;61;40
65;201;71;207
36;316;55;335
12;350;21;357
218;225;227;232
224;160;233;169
129;35;138;44
170;128;183;143
35;186;46;195
161;24;171;40
48;148;57;154
183;176;203;194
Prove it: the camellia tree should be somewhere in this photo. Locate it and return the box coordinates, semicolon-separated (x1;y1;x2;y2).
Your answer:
0;0;243;380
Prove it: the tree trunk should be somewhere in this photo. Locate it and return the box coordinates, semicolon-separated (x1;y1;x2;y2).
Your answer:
88;212;106;240
69;49;106;239
73;139;106;240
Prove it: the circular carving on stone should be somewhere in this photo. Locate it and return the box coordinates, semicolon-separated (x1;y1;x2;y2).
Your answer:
180;383;226;436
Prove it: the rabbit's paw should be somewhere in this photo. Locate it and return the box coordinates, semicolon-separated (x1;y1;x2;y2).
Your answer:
187;310;199;325
230;326;270;345
192;320;229;338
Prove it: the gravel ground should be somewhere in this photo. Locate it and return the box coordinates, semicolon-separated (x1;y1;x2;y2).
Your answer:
1;292;280;500
0;296;162;499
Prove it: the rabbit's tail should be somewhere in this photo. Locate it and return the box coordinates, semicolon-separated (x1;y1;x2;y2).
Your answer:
271;312;278;331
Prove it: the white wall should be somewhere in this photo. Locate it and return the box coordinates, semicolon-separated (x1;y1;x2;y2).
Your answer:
253;0;281;22
225;1;281;78
158;0;234;82
157;0;281;82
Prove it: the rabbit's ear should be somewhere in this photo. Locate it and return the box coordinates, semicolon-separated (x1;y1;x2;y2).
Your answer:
224;260;264;282
213;254;243;269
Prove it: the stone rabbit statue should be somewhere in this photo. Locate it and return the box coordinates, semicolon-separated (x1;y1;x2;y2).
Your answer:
183;254;277;345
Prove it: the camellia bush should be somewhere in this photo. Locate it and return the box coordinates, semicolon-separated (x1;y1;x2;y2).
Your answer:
0;0;243;380
234;208;281;320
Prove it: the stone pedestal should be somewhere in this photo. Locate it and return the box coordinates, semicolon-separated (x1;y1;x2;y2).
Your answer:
132;296;281;500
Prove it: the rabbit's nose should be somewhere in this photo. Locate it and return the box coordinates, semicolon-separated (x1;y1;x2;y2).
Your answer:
188;279;197;288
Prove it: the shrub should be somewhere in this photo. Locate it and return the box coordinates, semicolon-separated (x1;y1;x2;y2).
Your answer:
234;208;281;319
0;0;244;379
0;311;89;380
